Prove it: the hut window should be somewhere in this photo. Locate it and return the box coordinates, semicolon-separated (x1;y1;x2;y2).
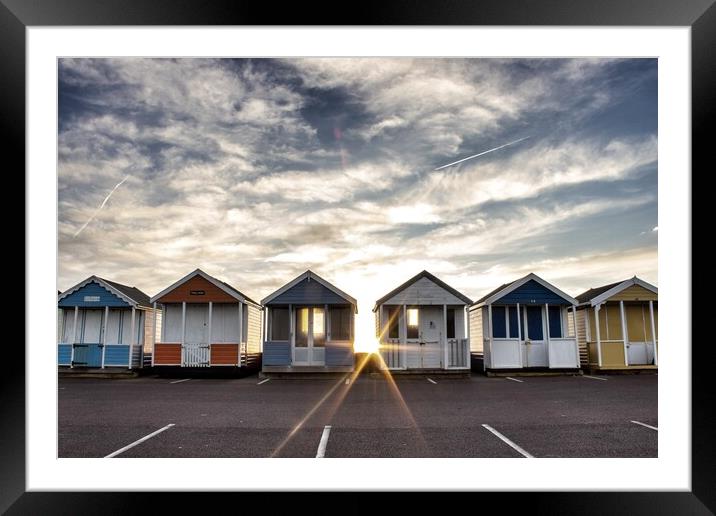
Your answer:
491;306;507;338
447;309;456;339
295;308;310;347
313;308;326;347
330;307;351;341
270;308;289;341
508;307;519;338
548;306;563;338
388;307;400;339
407;308;419;339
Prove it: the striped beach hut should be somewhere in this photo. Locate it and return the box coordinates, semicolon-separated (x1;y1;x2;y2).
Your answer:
262;270;357;373
150;269;262;369
574;276;658;372
58;276;155;369
373;270;472;372
469;273;580;373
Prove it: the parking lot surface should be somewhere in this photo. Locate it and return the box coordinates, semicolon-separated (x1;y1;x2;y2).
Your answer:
58;373;657;458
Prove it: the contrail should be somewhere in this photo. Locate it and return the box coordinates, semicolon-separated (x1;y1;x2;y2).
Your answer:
73;175;130;238
434;136;530;171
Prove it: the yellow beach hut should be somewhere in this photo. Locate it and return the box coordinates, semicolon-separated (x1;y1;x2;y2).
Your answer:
574;276;657;373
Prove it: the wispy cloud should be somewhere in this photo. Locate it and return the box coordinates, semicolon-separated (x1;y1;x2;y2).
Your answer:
73;175;130;237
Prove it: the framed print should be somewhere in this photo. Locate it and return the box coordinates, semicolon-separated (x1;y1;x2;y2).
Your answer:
6;0;711;513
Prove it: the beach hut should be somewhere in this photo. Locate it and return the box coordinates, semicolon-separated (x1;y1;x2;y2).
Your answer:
57;276;155;369
262;270;357;373
574;276;658;372
469;273;580;373
150;269;262;368
373;271;472;372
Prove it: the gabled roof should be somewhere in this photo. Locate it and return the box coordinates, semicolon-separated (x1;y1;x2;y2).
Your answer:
58;276;151;307
372;270;472;311
150;268;260;306
471;272;578;307
576;276;658;307
262;270;357;310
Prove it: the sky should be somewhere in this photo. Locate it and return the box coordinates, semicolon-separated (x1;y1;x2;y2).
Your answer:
58;58;658;350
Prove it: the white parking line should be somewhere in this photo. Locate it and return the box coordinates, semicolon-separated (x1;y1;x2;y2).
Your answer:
170;378;191;384
104;424;175;458
316;425;332;458
582;375;608;381
631;420;658;431
427;378;437;384
505;377;524;383
482;424;534;458
257;378;271;385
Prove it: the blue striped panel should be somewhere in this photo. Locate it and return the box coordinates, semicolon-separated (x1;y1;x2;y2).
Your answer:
269;278;348;305
104;345;130;366
59;281;131;308
325;341;354;366
263;341;291;365
497;279;570;305
58;344;72;365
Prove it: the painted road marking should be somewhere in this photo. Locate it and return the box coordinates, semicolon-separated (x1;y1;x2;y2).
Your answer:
583;375;608;381
105;424;175;458
257;378;271;385
170;378;191;384
316;425;332;458
631;420;658;431
427;378;437;384
482;424;534;458
505;377;524;383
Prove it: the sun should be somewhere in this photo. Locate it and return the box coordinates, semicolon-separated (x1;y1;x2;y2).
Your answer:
354;339;380;354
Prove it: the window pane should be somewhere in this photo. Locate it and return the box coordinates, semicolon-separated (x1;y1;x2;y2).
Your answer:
508;307;519;338
526;306;543;340
330;307;350;341
270;308;289;341
313;308;325;347
491;306;506;338
447;309;456;339
407;308;419;339
388;307;400;339
295;308;309;347
548;306;563;338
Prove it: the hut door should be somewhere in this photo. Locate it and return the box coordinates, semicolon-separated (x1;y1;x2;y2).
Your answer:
294;307;326;366
419;307;442;368
74;310;103;367
183;304;210;367
523;306;548;367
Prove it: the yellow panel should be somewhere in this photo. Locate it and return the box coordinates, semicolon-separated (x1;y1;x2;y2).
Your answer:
645;304;658;341
626;305;647;341
601;341;626;366
605;304;623;340
608;284;658;302
588;309;596;340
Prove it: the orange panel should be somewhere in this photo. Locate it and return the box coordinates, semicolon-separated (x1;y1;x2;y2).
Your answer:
157;276;238;304
210;343;239;365
154;343;181;364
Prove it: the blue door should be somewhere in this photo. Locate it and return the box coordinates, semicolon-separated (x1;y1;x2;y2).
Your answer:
72;344;103;367
74;309;104;367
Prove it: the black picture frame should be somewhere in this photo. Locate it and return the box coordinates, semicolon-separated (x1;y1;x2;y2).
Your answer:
5;0;708;512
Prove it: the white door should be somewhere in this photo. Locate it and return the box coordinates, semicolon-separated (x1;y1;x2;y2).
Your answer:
523;306;548;367
183;304;209;367
82;310;103;343
420;307;442;368
405;307;421;368
293;307;326;366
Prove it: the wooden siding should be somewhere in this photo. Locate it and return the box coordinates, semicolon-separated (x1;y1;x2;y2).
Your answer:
384;276;467;306
154;343;181;365
497;279;570;305
143;308;160;353
59;281;131;308
269;278;348;305
626;304;648;341
605;304;623;340
211;343;239;365
600;341;626;366
576;310;589;366
469;307;484;354
263;341;291;366
326;341;354;366
157;275;238;304
246;304;262;354
607;284;658;302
